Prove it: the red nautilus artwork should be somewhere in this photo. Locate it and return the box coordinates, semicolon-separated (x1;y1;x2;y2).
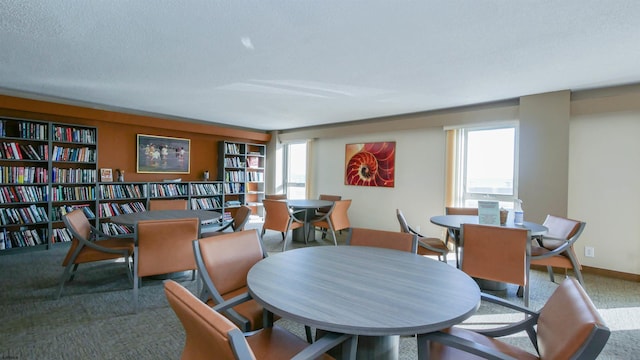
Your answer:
344;141;395;187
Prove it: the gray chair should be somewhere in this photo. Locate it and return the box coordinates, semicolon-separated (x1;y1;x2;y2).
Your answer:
397;209;448;262
200;205;251;238
418;278;610;360
308;199;352;246
347;227;418;253
530;215;586;285
445;207;478;267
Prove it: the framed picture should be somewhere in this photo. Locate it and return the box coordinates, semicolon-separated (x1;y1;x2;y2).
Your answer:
345;141;395;187
100;168;113;182
136;134;190;174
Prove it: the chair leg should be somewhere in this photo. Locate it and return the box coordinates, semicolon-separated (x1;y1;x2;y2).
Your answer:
282;236;289;252
305;326;314;343
546;265;555;283
328;223;337;246
55;263;75;299
565;248;585;285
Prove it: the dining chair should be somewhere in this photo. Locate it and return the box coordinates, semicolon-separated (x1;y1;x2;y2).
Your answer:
261;199;306;251
530;214;586;285
347;227;418;253
193;229;314;343
315;194;342;239
200;205;251;238
264;194;287;200
460;223;531;307
133;217;200;312
396;209;448;262
308;199;352;246
164;280;358;360
57;209;134;299
418;278;610;360
148;198;188;210
445;207;478;267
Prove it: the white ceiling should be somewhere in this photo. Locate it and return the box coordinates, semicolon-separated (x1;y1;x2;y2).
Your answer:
2;1;640;131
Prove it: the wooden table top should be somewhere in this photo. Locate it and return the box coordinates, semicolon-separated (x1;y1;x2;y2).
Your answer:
247;246;480;336
109;209;221;226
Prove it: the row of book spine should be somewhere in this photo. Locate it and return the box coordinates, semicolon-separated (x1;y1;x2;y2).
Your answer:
0;142;49;161
50;185;95;201
51;168;97;183
99;184;146;199
246;171;264;182
98;201;146;218
190;183;222;196
225;171;245;182
224;183;244;194
190;197;222;210
0;185;48;203
225;143;242;154
52;125;96;144
0;166;48;184
0;228;46;249
0;205;49;225
224;156;244;167
51;228;72;243
100;222;133;236
51;146;96;162
53;204;96;221
148;183;188;197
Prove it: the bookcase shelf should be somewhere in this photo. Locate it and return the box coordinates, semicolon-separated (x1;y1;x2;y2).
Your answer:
218;141;266;217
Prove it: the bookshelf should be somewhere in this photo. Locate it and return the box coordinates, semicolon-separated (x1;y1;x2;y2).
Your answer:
0;117;97;252
217;141;266;217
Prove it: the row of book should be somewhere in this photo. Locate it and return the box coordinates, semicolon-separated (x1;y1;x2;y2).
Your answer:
99;184;146;199
52;204;96;221
0;166;48;184
100;222;134;236
51;228;73;243
223;183;245;194
98;201;146;218
0;185;48;203
190;182;222;196
51;185;96;201
0;142;48;161
190;197;222;210
51;146;96;163
224;156;245;167
0;228;46;249
51;168;97;183
0;205;49;225
224;143;243;154
52;125;96;144
0;120;48;140
148;183;188;197
225;171;245;182
246;171;264;182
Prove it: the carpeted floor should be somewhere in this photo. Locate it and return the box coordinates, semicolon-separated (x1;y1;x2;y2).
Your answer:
0;218;637;359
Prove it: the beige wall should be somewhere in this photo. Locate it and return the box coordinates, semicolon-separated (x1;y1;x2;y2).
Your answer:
276;85;640;275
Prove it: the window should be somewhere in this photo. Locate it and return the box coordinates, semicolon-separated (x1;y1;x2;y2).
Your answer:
447;123;519;209
284;142;307;200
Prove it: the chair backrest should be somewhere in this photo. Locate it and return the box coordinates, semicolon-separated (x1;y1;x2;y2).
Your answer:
541;214;585;249
61;209;92;266
445;207;478;215
265;194;287;200
194;229;265;300
537;278;610;359
460;224;529;286
328;199;352;231
136;218;200;277
232;205;252;232
318;194;341;213
262;199;292;232
348;227;418;253
164;280;251;360
396;209;412;234
149;199;188;210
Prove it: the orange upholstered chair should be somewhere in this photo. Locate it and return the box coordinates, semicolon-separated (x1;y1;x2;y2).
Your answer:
397;209;448;262
418;278;610;360
261;199;305;251
445;206;478;267
530;214;586;285
57;209;134;299
133;217;200;311
148;198;188;210
200;205;251;238
264;194;287;200
164;280;358;360
308;199;351;246
347;227;418;253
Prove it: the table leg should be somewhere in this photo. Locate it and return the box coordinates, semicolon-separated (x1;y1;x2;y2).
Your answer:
323;333;399;360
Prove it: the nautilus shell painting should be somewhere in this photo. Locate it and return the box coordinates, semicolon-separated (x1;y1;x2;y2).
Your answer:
344;142;395;187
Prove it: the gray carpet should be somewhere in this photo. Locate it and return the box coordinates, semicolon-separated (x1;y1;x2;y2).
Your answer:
0;219;637;359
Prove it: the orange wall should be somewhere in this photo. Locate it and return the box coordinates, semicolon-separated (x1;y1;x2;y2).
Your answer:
0;95;270;182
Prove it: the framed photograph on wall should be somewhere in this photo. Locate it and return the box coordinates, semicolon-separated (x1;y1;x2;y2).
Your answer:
136;134;191;174
345;141;396;187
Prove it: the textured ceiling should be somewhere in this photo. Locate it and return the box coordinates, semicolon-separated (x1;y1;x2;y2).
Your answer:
1;1;640;131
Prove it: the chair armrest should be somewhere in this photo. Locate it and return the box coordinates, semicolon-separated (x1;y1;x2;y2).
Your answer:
481;293;539;316
201;219;233;234
212;292;253;312
291;332;358;360
418;238;446;253
419;331;517;360
89;224;113;240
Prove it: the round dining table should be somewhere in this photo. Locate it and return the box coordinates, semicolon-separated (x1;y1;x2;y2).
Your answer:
109;209;222;226
247;246;480;359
